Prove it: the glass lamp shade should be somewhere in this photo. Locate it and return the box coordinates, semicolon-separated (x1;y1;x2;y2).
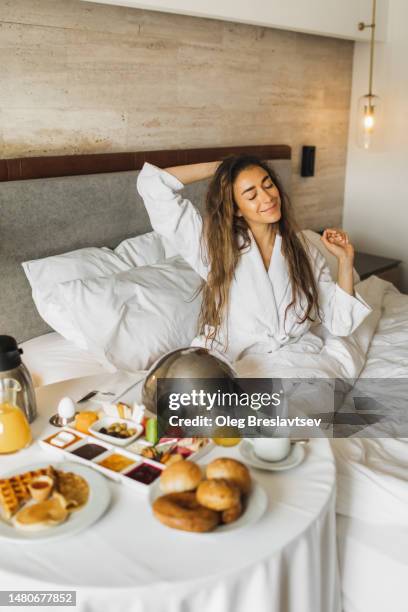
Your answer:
357;94;381;150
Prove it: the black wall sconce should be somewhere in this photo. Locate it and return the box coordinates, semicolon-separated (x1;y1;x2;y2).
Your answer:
301;146;316;177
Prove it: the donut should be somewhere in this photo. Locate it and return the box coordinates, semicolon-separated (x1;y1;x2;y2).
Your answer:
159;460;202;494
153;492;219;532
196;478;240;511
222;499;242;524
206;458;251;494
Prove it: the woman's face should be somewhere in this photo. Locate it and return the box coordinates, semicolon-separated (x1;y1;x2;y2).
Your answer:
232;165;281;225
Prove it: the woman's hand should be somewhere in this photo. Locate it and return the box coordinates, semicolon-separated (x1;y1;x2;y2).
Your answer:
321;228;354;262
321;228;355;295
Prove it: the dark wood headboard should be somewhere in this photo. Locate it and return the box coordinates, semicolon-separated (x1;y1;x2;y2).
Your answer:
0;145;291;182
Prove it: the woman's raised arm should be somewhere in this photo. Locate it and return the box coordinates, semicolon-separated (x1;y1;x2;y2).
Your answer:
136;162;214;279
312;229;372;337
165;161;220;185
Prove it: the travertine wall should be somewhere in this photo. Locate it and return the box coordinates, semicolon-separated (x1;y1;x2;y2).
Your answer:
0;0;354;228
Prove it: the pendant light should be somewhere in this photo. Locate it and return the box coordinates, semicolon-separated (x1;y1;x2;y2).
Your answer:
357;0;381;149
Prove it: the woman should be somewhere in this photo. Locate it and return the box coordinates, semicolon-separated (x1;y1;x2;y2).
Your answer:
137;155;371;363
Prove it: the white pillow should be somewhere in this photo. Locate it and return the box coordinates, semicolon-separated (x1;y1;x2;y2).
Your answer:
22;248;130;348
58;257;202;372
21;332;112;388
115;232;165;266
115;231;177;266
301;230;360;284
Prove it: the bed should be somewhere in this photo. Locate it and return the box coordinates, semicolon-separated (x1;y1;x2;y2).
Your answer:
2;144;408;611
20;332;108;387
332;282;408;612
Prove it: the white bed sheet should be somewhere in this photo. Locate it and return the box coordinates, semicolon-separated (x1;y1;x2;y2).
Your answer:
337;515;408;612
331;281;408;612
332;282;408;524
21;332;112;388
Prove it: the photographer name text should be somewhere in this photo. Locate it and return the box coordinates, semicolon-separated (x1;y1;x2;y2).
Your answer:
168;414;322;429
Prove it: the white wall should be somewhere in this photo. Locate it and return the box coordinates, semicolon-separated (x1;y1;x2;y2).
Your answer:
343;0;408;292
84;0;388;41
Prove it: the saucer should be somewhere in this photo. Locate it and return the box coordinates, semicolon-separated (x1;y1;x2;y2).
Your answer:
239;440;305;471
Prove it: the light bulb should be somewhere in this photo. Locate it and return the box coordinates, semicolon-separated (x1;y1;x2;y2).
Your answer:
357;94;381;150
363;111;375;130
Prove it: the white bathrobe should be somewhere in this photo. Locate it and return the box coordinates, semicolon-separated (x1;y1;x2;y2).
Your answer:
137;162;372;363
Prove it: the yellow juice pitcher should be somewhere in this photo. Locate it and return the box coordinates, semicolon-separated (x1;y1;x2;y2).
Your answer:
0;378;32;454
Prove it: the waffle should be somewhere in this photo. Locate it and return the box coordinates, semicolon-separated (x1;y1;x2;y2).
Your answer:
0;466;56;520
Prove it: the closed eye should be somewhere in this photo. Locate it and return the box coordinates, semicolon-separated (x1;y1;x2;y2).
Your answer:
247;181;275;200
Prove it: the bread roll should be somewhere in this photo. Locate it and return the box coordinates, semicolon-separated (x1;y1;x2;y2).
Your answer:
196;478;240;511
159;460;202;494
222;500;242;524
206;458;251;494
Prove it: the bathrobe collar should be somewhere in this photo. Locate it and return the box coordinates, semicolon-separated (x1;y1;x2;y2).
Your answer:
239;231;272;334
268;234;292;313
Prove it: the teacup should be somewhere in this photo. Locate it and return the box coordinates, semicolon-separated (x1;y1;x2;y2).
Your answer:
252;438;290;462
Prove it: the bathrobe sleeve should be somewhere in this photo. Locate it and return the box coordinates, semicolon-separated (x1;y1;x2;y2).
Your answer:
312;247;372;336
136;162;208;279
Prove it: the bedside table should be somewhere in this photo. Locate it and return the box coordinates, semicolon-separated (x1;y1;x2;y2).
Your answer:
354;251;402;289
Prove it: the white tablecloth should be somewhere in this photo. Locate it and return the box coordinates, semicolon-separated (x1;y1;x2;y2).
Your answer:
0;376;340;612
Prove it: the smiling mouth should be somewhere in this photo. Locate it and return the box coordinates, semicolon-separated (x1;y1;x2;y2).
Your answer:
260;202;278;213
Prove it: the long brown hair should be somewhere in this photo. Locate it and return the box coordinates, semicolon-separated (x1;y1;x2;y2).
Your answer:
198;154;321;349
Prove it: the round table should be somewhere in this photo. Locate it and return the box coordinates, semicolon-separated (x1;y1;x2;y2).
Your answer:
0;375;340;612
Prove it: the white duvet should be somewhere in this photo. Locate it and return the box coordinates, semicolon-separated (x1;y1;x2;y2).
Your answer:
332;280;408;527
235;275;408;527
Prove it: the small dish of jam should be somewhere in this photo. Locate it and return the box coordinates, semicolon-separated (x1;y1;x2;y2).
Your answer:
124;463;162;485
98;453;135;473
70;443;107;460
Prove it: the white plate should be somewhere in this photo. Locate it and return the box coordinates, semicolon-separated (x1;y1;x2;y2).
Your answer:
149;478;268;534
239;440;305;471
89;416;143;447
0;461;111;542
